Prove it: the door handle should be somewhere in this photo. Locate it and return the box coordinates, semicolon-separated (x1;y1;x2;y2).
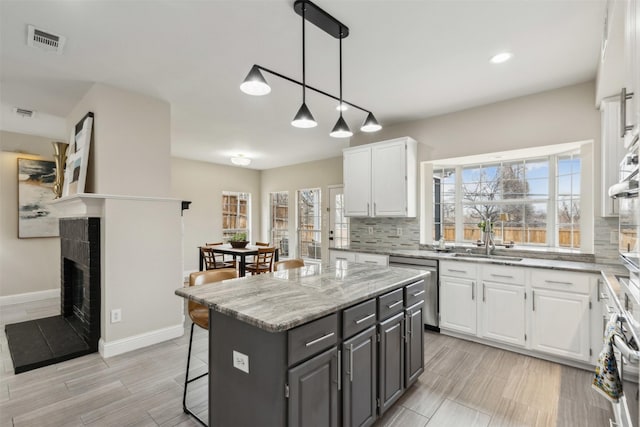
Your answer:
482;282;486;302
621;87;635;137
532;290;535;311
349;344;354;382
337;349;341;391
471;281;475;300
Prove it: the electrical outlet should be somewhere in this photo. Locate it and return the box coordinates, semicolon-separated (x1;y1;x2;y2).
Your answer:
233;350;249;373
610;231;619;244
368;226;373;235
110;309;122;323
397;227;403;236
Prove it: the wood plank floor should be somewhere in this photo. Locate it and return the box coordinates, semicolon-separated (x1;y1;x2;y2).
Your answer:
0;298;627;426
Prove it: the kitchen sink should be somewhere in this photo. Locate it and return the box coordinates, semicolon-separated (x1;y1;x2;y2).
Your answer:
451;253;523;262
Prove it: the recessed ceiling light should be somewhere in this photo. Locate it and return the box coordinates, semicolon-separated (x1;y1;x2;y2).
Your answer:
230;155;251;166
490;52;513;64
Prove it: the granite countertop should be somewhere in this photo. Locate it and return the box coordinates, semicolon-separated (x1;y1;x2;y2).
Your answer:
175;263;428;333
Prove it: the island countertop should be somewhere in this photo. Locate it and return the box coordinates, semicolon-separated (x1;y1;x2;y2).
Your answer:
175;263;428;332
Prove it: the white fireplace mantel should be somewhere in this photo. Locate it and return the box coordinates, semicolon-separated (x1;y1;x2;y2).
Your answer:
49;193;181;218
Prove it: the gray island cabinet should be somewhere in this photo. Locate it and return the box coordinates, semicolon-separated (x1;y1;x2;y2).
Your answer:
175;263;428;427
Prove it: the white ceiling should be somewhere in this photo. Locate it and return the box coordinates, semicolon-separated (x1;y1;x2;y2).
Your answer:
0;0;605;170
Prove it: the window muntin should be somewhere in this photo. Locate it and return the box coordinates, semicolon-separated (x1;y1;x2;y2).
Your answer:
222;191;250;241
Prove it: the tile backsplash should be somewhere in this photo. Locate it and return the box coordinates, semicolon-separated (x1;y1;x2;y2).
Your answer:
349;217;420;250
349;215;622;266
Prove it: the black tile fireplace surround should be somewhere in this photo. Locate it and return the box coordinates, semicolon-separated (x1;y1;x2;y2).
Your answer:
5;217;101;374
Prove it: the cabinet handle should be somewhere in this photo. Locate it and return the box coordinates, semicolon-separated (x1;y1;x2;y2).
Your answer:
491;273;513;279
337;349;341;391
606;305;615;314
482;282;486;302
620;87;635;137
447;269;467;274
471;282;475;301
374;203;377;216
412;290;425;297
408;310;413;336
349;344;354;382
532;290;535;311
367;203;370;216
404;313;409;342
544;280;573;286
600;292;609;301
363;260;378;264
355;313;375;324
305;332;335;347
336;257;347;261
387;300;403;309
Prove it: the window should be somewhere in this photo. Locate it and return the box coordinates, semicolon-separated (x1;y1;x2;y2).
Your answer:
222;191;250;240
432;147;582;249
297;188;321;260
330;187;349;249
270;192;289;257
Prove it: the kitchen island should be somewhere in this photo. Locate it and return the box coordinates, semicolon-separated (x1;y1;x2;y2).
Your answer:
175;262;429;427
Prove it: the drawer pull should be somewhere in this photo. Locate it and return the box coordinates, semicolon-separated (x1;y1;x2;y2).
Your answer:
305;332;335;347
447;269;467;274
363;261;378;264
336;257;348;260
491;273;513;279
387;300;403;309
411;290;425;297
544;280;573;285
355;313;376;324
606;305;616;314
600;292;609;300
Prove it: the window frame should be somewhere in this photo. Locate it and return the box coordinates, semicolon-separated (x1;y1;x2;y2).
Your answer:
269;191;289;258
222;191;251;241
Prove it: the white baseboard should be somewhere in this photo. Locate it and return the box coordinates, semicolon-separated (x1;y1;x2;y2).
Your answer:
99;323;185;358
0;289;60;306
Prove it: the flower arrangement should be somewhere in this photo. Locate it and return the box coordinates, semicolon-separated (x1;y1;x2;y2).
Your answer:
229;232;248;248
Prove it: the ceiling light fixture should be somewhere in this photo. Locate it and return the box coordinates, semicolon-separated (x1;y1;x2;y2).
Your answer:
490;52;513;64
240;0;381;137
230;155;251;166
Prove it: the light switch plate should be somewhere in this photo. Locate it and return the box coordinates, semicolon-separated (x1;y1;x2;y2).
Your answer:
233;350;249;374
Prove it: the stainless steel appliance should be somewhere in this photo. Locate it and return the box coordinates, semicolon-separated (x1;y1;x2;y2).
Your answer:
389;256;438;331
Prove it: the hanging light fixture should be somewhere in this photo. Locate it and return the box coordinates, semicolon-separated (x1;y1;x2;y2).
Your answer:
239;0;381;137
291;3;317;128
330;30;352;138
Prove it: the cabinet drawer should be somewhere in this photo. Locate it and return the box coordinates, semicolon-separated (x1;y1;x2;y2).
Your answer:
482;264;525;285
343;299;377;339
530;269;592;294
404;280;426;307
356;253;389;266
330;250;356;264
378;288;404;320
440;261;477;279
288;313;338;366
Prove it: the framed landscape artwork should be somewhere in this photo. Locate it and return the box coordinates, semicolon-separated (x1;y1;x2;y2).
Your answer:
17;158;59;238
63;112;94;197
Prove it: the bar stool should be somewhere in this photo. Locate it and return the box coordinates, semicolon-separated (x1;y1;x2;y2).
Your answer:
274;258;305;271
183;268;237;425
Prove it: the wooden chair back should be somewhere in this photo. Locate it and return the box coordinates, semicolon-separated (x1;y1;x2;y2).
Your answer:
255;241;270;247
201;246;234;270
187;269;237;327
247;247;276;274
274;259;305;272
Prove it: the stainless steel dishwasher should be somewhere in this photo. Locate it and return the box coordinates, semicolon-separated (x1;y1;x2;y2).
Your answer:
389;256;439;331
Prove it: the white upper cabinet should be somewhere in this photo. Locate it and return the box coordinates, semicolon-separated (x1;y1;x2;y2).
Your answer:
343;137;417;217
600;96;624;216
624;0;639;143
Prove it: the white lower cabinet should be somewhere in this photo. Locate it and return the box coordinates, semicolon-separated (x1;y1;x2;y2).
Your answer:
440;260;598;366
440;276;477;335
530;288;591;362
328;250;388;267
480;281;526;347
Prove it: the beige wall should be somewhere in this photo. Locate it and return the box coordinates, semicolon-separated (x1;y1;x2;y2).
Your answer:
172;157;262;273
67;83;172;197
260;157;343;263
0;131;60;298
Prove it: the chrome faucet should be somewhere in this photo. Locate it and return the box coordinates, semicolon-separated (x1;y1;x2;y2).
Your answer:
484;220;496;256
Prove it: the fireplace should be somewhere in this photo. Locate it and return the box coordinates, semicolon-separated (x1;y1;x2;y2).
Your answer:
4;217;101;373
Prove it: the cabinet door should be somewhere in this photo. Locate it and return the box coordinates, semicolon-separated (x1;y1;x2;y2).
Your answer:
530;289;591;362
440;276;477;335
342;326;377;427
344;147;371;217
288;347;339;427
329;249;356;266
371;141;407;216
405;302;424;388
480;281;526;347
378;312;405;415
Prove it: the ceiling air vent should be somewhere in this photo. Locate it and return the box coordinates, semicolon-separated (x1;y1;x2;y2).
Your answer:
14;107;35;118
27;25;66;54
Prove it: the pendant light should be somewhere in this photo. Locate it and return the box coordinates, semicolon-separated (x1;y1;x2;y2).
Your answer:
291;4;317;128
330;32;352;138
360;112;382;132
239;65;271;96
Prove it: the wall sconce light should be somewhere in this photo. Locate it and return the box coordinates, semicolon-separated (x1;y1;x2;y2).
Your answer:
240;0;382;137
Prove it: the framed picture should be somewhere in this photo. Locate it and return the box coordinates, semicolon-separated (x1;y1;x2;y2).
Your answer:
17;158;59;238
63;112;94;197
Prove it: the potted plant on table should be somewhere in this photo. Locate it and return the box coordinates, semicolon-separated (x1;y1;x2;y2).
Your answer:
229;232;248;248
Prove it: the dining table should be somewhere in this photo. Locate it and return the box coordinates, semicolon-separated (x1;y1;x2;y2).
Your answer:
198;243;279;277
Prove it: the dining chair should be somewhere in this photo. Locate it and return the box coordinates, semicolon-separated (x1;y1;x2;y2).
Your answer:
255;241;270;246
245;247;276;275
274;258;305;271
183;268;237;425
201;245;235;270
